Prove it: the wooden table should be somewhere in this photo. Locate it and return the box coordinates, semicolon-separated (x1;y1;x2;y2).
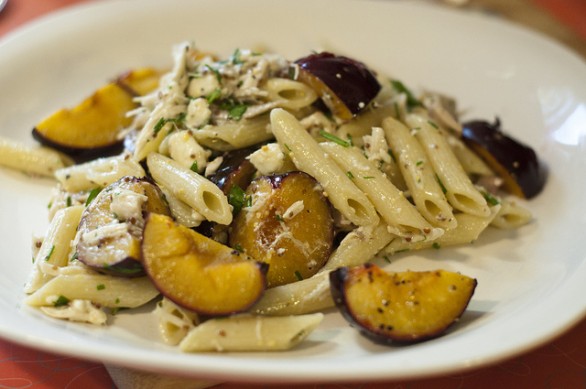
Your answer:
1;1;585;388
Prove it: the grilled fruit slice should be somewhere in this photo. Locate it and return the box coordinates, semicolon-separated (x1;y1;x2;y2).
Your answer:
76;176;170;277
461;118;546;199
294;52;381;120
116;67;163;96
330;264;477;343
142;213;268;315
32;68;161;160
229;172;334;287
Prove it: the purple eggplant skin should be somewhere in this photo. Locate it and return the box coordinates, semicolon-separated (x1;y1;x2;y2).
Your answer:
209;147;258;194
329;265;395;345
294;52;381;119
32;128;124;163
76;176;171;277
462;118;547;199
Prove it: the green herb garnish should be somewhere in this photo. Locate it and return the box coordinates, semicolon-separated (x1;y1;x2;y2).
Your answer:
228;185;250;214
44;245;55;262
190;161;199;173
294;271;303;281
482;191;500;206
97;284;106;291
319;130;350;147
390;79;421;110
85;187;101;206
53;295;70;307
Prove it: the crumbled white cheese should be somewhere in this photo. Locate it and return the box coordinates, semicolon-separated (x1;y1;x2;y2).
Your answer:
185;98;212;129
247;143;285;175
363;127;391;165
81;223;130;246
187;74;220;99
204;156;224;177
110;188;148;222
167;130;211;172
41;299;107;325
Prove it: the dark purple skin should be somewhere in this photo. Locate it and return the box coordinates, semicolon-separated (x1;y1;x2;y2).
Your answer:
462;118;547;199
295;52;381;116
209;147;258;194
329;264;399;345
32;128;124;163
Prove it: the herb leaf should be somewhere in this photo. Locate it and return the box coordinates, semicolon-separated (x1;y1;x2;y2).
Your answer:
390;79;421;110
319;130;351;147
228;185;249;214
85;187;101;206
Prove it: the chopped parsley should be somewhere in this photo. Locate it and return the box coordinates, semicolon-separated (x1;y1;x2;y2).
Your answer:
427;120;439;129
230;48;244;65
294;271;303;281
436;175;447;194
346;171;355;179
275;214;285;222
205;64;222;84
390;79;421;110
190;161;199;173
482;191;500;206
97;284;106;291
228;185;250;214
206;88;222;104
153;112;186;135
44;245;55;262
85;187;101;206
319;130;350;147
53;295;70;307
66;196;72;207
432;242;441;250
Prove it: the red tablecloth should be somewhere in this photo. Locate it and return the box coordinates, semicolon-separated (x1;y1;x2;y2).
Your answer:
1;1;585;388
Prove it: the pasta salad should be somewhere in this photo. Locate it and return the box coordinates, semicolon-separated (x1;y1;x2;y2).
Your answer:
0;41;546;351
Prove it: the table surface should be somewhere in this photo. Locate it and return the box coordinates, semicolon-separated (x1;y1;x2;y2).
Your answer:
1;1;585;388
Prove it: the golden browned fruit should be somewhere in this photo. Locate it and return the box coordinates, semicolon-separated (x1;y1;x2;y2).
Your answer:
116;67;163;96
32;68;162;160
229;172;334;287
330;264;477;343
76;176;171;277
142;213;268;315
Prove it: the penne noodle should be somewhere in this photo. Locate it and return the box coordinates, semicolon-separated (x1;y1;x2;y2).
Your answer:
383;205;500;255
55;154;146;192
321;142;442;240
193;115;273;151
382;117;457;229
179;313;323;352
24;205;84;294
25;273;159;309
270;108;379;227
263;78;318;111
491;197;533;229
0;137;73;177
405;113;490;218
147;153;232;225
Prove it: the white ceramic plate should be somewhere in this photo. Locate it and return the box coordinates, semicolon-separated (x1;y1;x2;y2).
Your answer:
0;0;585;383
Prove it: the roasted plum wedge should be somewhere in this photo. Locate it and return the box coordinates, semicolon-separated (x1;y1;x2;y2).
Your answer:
330;264;477;344
229;172;334;287
76;176;171;277
294;52;381;120
32;68;161;161
142;213;268;315
462;118;547;199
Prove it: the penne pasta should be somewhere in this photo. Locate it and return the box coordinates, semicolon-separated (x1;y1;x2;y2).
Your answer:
491;197;533;229
382;116;457;229
263;78;318;111
179;313;323;352
193;115;273;151
270;108;379;227
55;154;146;192
147;153;232;225
0;137;73;177
405;113;490;218
24;205;84;294
383;205;500;255
320;142;442;240
25;273;159;308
